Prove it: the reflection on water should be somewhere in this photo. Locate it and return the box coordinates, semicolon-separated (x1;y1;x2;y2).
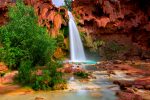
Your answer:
101;89;117;100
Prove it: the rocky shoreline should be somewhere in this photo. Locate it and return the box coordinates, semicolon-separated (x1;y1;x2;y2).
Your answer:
96;60;150;100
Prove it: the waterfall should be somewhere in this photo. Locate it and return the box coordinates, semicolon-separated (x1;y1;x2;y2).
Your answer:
68;11;86;62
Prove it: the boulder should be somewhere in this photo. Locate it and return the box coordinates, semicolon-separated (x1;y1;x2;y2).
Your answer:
0;62;8;73
0;71;18;84
35;97;46;100
116;91;143;100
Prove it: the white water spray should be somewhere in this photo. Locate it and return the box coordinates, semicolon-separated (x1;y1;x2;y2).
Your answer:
68;11;86;62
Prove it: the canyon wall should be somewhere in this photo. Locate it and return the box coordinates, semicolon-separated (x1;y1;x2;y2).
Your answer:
24;0;68;37
0;0;68;37
72;0;150;60
0;0;150;60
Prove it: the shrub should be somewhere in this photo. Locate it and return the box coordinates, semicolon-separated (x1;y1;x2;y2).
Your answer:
74;71;89;78
32;62;66;90
58;26;69;50
53;47;66;59
16;61;66;90
31;69;52;90
17;60;32;85
54;26;70;59
100;41;129;60
81;33;105;52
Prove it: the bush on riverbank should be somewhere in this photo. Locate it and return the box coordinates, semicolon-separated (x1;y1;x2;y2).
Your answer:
74;71;89;78
0;0;66;90
16;61;66;90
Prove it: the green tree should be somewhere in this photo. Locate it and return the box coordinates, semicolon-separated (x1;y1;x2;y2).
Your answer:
0;0;56;68
0;0;66;90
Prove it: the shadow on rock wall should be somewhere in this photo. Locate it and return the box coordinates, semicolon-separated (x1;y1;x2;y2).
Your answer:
72;0;150;60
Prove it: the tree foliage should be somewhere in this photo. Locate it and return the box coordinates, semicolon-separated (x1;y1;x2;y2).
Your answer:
17;60;66;90
0;1;56;68
0;0;66;90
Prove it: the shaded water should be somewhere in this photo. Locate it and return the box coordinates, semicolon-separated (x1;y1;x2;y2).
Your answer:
68;11;86;62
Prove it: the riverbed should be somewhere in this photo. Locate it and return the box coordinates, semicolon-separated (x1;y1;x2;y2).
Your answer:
0;65;119;100
1;61;150;100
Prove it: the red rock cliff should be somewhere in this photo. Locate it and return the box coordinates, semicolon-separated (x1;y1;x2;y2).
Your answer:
0;0;68;37
1;0;150;60
72;0;150;60
0;0;13;26
24;0;68;37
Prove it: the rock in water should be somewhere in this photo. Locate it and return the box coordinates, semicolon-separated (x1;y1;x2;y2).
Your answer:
35;97;46;100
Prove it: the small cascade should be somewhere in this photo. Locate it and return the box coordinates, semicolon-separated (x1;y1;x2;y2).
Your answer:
68;11;86;62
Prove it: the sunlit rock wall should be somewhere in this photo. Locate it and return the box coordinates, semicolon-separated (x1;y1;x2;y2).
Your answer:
24;0;68;37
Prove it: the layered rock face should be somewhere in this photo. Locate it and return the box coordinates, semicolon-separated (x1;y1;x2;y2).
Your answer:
72;0;150;60
24;0;68;37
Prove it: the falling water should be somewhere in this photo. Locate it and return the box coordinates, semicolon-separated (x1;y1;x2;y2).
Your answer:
68;11;86;62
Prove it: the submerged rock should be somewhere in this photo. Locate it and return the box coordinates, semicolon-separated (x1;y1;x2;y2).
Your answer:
35;97;46;100
116;91;143;100
113;76;150;90
90;92;102;98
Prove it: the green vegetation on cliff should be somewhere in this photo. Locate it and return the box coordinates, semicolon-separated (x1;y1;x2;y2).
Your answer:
0;0;66;90
64;0;72;11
